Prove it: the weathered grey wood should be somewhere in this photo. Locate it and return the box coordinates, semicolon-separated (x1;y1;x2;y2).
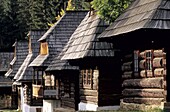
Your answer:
123;98;164;105
123;77;164;88
80;89;98;96
122;89;164;98
62;100;75;109
154;68;164;76
122;71;133;79
153;57;163;68
122;62;133;71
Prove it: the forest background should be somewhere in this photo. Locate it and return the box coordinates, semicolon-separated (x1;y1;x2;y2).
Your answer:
0;0;132;51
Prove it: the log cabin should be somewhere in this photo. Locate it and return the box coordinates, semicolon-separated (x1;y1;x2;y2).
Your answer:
0;52;13;109
13;30;46;112
29;11;87;112
5;40;28;110
45;50;80;111
61;10;121;111
98;0;170;111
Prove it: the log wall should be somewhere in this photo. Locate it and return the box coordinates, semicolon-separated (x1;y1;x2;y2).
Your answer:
60;72;79;110
121;49;166;110
79;69;99;105
98;58;122;106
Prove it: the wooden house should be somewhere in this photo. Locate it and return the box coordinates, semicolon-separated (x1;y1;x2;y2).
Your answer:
13;30;46;112
45;48;80;111
29;11;87;112
5;40;28;110
61;10;121;111
98;0;170;111
0;52;13;109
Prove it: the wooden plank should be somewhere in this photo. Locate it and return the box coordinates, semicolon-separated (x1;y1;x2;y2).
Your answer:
122;71;133;79
153;50;164;57
122;89;164;98
62;98;75;102
62;100;75;109
123;98;164;105
80;96;98;103
80;100;98;105
80;89;98;96
122;62;133;71
122;77;164;88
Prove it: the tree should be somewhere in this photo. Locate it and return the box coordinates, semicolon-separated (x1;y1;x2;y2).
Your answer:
0;0;89;51
91;0;133;23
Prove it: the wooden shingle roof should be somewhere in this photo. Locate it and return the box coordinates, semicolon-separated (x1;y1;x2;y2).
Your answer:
99;0;170;39
13;30;46;81
46;51;78;71
5;43;17;77
29;11;88;67
0;76;12;87
7;41;28;79
61;11;114;60
0;52;13;72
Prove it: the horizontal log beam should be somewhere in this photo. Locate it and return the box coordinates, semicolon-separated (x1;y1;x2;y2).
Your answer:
122;71;133;79
123;77;163;88
122;89;164;98
80;89;98;96
80;96;98;103
123;98;164;105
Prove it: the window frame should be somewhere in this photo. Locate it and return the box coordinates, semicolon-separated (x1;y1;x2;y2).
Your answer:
82;69;93;89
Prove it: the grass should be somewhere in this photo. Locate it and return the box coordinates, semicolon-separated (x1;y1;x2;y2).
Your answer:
79;108;164;112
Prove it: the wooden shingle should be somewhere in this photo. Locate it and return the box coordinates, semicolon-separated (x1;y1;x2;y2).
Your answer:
7;40;28;79
99;0;170;38
61;11;114;60
29;11;88;67
13;30;46;81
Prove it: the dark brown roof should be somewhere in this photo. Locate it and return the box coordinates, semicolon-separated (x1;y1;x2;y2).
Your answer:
29;11;88;67
98;0;170;39
61;11;114;60
0;52;13;72
14;30;46;81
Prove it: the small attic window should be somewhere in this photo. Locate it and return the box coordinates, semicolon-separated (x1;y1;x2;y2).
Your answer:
40;41;49;55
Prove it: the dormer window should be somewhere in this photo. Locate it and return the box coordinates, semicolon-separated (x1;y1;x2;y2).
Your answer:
40;42;49;55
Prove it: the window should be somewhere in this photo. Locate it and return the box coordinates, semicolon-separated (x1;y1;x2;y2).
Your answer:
40;42;49;55
145;50;153;70
45;75;55;86
134;51;139;73
82;69;93;88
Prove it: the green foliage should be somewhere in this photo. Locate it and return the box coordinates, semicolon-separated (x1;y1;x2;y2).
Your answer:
91;0;133;23
0;0;65;51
